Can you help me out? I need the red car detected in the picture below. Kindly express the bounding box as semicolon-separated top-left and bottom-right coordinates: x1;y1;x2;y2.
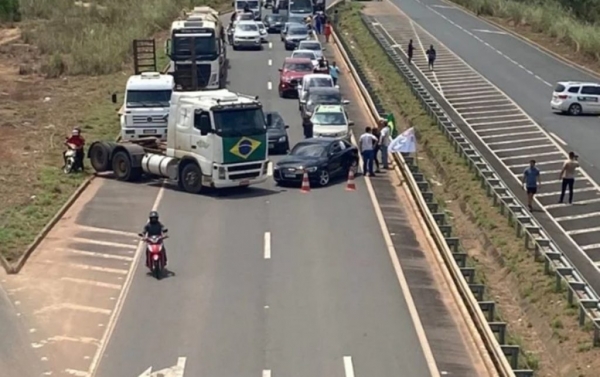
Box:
278;57;314;98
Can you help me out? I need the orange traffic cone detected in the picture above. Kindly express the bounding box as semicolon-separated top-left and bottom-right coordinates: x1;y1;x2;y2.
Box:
300;170;311;193
346;168;356;191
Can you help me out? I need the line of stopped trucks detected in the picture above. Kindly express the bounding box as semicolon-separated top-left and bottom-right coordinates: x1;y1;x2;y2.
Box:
90;6;271;194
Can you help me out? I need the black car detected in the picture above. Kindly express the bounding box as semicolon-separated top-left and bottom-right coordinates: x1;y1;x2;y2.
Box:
284;25;310;50
263;14;285;33
301;87;350;124
273;138;359;187
266;111;290;154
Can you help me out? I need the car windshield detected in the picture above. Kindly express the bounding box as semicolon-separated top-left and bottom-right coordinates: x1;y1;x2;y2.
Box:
312;112;346;125
237;0;259;8
301;43;320;50
288;16;304;24
293;52;315;60
238;24;258;32
212;108;267;137
126;90;172;108
289;28;307;35
257;23;265;29
309;77;332;87
172;34;217;58
291;143;326;157
309;93;341;104
239;14;254;21
265;113;285;129
284;62;313;71
268;15;284;22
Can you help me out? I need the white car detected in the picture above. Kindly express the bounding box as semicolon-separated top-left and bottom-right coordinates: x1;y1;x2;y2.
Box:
234;11;255;25
256;21;268;43
298;40;324;59
291;49;318;68
233;21;262;50
551;81;600;115
298;73;336;110
310;104;354;138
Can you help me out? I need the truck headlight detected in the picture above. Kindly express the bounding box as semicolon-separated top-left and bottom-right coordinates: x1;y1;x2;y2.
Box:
278;136;287;142
218;166;226;179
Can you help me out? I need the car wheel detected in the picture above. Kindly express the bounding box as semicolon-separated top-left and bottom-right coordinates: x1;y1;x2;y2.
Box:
348;158;358;173
233;45;238;51
317;169;330;187
279;90;284;98
568;103;582;115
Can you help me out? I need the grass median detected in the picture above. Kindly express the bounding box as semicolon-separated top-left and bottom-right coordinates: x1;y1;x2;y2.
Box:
334;2;600;375
0;0;229;264
448;0;600;73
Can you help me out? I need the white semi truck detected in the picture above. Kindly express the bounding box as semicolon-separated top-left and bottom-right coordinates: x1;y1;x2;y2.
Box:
90;88;270;193
113;40;173;141
166;6;227;90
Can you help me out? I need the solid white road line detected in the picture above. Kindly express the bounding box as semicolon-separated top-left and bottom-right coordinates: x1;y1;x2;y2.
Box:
60;277;122;290
550;132;567;146
343;356;355;377
264;232;271;259
88;185;166;377
68;238;137;250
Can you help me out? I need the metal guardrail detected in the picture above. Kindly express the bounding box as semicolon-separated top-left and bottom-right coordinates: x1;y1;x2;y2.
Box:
355;11;600;348
329;4;600;376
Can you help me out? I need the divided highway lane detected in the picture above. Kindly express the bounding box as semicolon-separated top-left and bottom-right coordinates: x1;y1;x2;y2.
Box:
93;19;435;377
369;1;600;276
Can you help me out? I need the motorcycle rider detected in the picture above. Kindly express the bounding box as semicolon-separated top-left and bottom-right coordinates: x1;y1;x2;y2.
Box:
141;211;168;267
63;127;85;171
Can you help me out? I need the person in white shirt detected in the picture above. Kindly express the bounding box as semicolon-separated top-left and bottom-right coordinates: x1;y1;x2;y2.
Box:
359;127;378;177
378;119;391;170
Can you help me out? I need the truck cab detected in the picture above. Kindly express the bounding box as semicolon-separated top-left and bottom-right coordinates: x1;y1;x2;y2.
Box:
287;0;312;19
234;0;262;20
167;90;269;188
119;72;174;141
166;11;226;90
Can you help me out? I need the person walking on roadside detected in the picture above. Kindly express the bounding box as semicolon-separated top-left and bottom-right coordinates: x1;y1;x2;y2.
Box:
324;20;332;43
407;39;414;65
315;12;323;34
426;45;436;71
329;61;340;86
558;151;579;204
372;126;381;173
359;127;378;177
522;159;541;211
379;118;391;170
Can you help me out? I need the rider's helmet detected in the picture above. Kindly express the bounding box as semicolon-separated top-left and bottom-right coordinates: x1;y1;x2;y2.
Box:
149;211;159;223
72;128;80;136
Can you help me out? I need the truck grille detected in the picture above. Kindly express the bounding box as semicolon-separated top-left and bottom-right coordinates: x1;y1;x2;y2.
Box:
229;171;261;180
227;162;263;172
131;115;168;125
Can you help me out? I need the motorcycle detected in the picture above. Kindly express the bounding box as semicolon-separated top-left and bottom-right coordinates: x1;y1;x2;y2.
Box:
139;231;169;280
63;143;82;174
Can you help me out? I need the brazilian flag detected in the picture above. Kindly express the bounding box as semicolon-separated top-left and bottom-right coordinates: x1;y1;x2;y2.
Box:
386;113;398;138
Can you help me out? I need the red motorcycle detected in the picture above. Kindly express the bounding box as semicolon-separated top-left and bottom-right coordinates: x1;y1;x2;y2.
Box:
139;232;168;280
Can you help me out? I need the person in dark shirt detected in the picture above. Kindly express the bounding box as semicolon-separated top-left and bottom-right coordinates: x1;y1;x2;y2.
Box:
426;45;436;71
407;39;414;65
141;211;169;265
64;128;85;171
372;126;381;173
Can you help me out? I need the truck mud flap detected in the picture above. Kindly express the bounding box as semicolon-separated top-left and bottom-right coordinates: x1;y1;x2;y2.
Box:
88;141;117;173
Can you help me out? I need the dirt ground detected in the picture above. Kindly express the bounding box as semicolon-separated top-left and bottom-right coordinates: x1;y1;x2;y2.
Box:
0;23;129;262
335;2;600;375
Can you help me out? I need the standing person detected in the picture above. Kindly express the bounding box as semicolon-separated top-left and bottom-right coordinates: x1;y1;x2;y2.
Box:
407;39;414;65
315;12;323;34
426;45;436;71
379;118;391;169
329;61;340;85
324;20;332;43
522;160;541;211
559;152;579;204
359;127;378;177
303;118;314;139
372;126;381;173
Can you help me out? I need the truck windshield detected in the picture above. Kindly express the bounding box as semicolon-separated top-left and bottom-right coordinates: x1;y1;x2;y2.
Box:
212;108;267;137
289;0;312;13
172;34;217;60
126;90;172;108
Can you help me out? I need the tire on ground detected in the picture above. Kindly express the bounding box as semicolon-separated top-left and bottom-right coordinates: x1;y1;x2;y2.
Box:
112;150;141;181
179;162;203;194
89;141;114;173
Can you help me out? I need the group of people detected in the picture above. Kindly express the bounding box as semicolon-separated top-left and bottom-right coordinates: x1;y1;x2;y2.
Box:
406;39;437;71
358;119;393;177
310;11;334;42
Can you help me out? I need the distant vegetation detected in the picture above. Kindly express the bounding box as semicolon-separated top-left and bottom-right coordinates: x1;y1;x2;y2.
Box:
0;0;20;22
451;0;600;64
15;0;228;76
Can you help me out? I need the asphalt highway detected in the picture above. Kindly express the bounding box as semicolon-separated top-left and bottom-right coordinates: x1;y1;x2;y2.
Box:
93;16;435;377
391;0;600;180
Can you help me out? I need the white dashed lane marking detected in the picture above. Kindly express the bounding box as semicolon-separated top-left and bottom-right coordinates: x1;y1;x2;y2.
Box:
370;13;600;266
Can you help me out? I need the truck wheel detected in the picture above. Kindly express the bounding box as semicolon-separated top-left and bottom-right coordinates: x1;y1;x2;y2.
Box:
89;142;112;172
112;151;141;181
180;163;203;194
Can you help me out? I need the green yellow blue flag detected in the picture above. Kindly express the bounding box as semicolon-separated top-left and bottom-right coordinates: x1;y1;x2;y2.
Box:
386;113;398;138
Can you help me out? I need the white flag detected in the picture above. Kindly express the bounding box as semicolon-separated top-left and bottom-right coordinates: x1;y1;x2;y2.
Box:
388;127;417;153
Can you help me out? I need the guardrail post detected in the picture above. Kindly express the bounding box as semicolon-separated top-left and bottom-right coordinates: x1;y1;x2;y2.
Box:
514;370;535;377
544;249;561;275
594;320;600;346
469;284;485;301
567;281;584;306
488;322;507;344
445;237;459;253
452;252;468;268
501;345;520;369
479;301;496;322
460;267;476;284
579;299;598;326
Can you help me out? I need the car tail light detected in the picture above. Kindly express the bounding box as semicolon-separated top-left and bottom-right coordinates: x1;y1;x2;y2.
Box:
558;95;568;100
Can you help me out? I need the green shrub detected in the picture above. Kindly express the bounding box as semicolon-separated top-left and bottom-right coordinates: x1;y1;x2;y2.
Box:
0;0;20;22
